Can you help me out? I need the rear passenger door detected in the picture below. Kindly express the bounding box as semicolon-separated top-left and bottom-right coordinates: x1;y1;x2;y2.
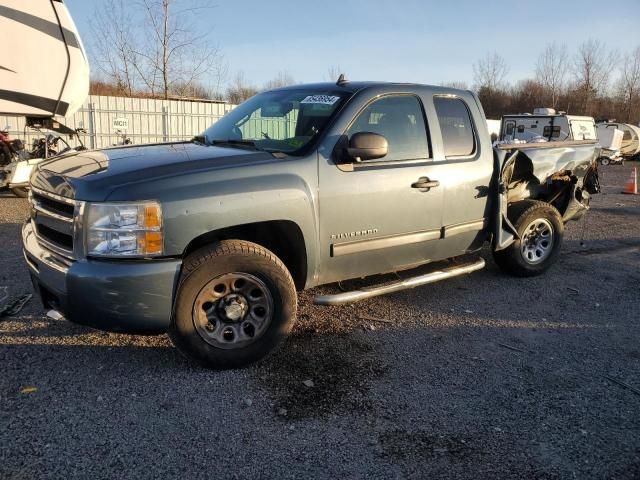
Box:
428;95;494;257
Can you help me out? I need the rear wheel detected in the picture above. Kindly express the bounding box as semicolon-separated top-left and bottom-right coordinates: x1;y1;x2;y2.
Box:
11;187;28;198
493;200;563;277
169;240;297;369
599;157;610;166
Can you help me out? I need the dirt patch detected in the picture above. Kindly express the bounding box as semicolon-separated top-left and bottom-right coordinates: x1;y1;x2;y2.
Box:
257;332;387;419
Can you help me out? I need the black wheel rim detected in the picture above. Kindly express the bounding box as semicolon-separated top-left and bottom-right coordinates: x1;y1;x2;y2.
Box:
192;272;274;350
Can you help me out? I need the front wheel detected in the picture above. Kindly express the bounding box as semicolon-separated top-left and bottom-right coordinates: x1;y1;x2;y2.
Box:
599;157;610;166
493;201;564;277
169;240;297;369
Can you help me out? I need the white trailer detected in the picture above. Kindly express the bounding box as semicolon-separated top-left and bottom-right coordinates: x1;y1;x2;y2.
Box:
597;123;640;158
0;0;89;117
0;0;89;196
500;108;597;143
595;123;625;165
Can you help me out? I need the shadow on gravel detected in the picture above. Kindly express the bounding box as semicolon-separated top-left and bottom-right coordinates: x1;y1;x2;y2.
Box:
379;430;478;465
562;238;640;255
595;207;640;217
257;332;387;420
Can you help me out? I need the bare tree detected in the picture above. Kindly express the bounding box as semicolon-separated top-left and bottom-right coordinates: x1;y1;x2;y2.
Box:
264;71;296;90
90;0;140;96
535;42;568;109
134;0;224;99
617;46;640;122
572;39;618;114
225;72;258;104
473;52;509;92
90;0;225;99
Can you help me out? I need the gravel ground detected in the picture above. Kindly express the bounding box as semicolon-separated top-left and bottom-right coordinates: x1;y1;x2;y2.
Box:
1;163;639;479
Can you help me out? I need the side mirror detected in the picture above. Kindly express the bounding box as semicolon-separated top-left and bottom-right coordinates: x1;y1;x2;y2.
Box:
347;132;388;162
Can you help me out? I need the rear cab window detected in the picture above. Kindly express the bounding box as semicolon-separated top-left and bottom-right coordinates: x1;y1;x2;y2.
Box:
433;97;476;158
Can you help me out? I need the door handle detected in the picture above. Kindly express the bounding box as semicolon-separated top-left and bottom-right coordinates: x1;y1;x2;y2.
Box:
411;177;440;190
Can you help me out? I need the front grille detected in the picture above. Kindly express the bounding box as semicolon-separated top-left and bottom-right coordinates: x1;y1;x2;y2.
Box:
35;224;74;251
32;192;75;218
30;188;77;259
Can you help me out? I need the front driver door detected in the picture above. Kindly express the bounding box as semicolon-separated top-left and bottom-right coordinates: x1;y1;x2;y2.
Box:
317;93;445;284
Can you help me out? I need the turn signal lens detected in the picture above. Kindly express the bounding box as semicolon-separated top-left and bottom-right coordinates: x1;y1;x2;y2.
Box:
144;205;162;229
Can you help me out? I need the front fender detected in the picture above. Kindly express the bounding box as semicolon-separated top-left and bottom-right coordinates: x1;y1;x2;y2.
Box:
107;159;320;285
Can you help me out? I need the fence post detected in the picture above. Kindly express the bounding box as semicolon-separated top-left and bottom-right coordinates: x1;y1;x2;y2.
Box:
162;106;168;142
88;102;96;149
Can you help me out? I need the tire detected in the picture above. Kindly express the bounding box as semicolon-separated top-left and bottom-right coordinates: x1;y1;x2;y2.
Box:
493;200;564;277
169;240;297;369
600;157;610;166
11;187;28;198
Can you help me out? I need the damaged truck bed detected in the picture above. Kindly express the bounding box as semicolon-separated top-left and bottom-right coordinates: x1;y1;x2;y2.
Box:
494;140;600;251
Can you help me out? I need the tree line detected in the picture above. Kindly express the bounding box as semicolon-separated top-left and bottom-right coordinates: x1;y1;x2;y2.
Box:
87;1;640;124
468;41;640;123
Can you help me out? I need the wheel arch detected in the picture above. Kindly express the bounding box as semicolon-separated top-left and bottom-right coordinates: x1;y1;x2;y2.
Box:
182;220;308;290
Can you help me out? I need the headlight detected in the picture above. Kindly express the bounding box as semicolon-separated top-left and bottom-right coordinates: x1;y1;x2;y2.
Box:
86;202;163;257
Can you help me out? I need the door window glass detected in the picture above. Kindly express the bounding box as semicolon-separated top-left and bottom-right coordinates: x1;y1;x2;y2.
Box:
346;95;430;161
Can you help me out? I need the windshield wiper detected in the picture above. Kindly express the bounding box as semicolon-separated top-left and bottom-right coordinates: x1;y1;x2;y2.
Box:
208;138;288;158
210;139;260;150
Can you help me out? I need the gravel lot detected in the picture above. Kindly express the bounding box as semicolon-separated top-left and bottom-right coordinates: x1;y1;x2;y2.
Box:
1;163;639;479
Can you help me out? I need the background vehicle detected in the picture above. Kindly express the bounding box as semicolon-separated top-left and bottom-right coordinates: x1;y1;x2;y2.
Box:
0;0;89;197
23;81;601;369
0;119;87;197
500;108;597;143
596;123;625;165
0;0;88;117
596;122;640;161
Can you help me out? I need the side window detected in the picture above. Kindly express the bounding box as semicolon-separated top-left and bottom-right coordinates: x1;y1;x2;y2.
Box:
433;97;476;157
505;122;515;136
543;125;561;138
346;95;429;161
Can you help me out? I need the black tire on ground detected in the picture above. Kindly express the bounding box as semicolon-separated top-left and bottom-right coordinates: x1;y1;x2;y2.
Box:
492;200;564;277
11;187;28;198
169;240;297;369
599;157;610;166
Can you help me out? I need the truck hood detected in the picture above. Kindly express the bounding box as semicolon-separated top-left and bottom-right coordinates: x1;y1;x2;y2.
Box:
31;142;277;201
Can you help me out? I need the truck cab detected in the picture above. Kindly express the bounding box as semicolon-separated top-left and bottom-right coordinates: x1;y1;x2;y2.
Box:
23;81;600;369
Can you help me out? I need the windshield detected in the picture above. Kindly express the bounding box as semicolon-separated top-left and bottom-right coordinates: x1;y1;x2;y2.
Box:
201;89;350;154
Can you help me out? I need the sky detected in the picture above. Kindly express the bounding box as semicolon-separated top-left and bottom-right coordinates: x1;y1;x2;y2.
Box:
66;0;640;90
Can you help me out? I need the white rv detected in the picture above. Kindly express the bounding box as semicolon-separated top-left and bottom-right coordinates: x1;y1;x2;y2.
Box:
0;0;89;117
500;108;597;144
0;0;89;196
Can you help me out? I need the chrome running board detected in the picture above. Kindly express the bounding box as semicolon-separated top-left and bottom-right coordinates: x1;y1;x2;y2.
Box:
314;258;486;306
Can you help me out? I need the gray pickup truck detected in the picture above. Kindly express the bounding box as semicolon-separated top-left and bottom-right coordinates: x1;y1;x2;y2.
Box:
23;80;600;368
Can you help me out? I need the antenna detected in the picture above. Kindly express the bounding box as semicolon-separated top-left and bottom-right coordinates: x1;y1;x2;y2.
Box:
336;73;349;86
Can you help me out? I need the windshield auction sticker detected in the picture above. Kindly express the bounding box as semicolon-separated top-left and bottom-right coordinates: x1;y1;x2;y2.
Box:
300;95;340;105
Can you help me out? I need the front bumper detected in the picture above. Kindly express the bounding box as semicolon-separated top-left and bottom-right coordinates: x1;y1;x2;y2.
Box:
22;221;182;334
